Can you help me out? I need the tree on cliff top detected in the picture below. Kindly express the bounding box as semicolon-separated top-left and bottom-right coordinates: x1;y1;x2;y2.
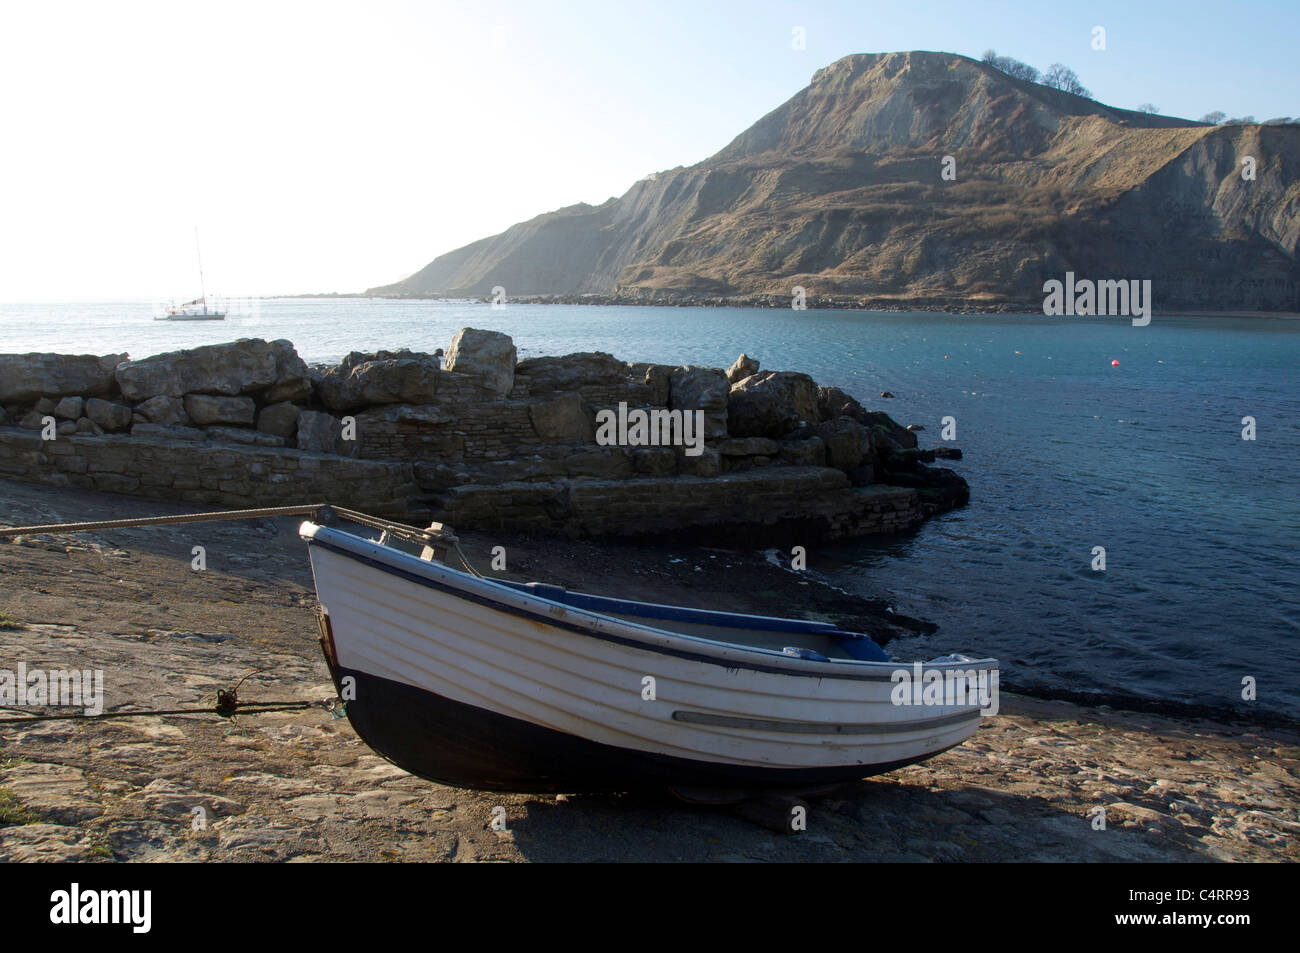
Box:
1042;63;1091;98
981;49;1040;83
983;51;1091;99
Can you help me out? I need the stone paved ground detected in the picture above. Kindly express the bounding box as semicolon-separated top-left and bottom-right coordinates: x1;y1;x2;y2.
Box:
1;479;1296;862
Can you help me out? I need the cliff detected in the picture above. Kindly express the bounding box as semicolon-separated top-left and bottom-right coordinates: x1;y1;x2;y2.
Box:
369;51;1300;311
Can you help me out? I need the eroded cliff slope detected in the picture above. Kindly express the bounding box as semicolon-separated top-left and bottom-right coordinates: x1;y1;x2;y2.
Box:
370;51;1300;311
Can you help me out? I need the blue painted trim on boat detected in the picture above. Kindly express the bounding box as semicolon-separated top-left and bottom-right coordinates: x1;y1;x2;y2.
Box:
495;580;838;634
496;580;890;662
307;534;899;681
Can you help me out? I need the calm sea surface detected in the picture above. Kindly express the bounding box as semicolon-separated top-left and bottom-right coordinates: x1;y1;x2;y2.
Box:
2;299;1297;714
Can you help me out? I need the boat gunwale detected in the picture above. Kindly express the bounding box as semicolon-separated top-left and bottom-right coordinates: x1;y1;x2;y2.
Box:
301;522;999;685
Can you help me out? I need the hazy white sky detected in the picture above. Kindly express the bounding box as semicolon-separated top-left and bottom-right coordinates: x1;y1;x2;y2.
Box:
1;0;1295;301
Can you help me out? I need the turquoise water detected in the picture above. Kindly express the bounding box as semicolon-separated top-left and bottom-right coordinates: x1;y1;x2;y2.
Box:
2;299;1297;715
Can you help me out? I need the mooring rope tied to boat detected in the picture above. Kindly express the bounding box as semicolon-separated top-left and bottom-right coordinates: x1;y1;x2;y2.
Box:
0;501;484;576
0;504;476;732
0;701;327;725
0;669;343;728
0;502;331;537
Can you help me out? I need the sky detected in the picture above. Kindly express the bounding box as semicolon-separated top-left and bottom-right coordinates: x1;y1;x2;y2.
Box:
0;0;1295;301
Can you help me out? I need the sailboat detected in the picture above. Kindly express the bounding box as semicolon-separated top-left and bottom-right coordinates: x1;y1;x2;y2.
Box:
156;229;226;321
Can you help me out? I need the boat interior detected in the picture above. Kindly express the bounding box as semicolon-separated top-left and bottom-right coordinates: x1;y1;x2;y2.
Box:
497;580;889;662
338;523;890;663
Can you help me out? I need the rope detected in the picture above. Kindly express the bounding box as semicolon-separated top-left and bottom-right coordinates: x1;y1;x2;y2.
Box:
453;542;484;578
0;668;338;728
324;506;483;576
0;502;482;572
0;700;325;725
0;503;329;538
0;507;487;729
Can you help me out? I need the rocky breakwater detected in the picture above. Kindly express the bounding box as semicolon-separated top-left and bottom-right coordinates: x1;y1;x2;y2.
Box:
0;332;967;540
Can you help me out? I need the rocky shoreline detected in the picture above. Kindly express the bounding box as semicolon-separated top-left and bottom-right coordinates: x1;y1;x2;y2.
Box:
0;332;968;541
467;292;1038;313
1;478;1297;862
300;293;1300;318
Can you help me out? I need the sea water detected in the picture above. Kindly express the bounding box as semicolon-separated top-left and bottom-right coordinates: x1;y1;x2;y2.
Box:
1;299;1296;714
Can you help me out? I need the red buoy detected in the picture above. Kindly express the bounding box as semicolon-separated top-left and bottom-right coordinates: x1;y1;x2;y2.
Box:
1111;359;1120;366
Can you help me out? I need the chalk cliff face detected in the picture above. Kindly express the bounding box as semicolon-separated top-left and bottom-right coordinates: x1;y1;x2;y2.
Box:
370;51;1300;310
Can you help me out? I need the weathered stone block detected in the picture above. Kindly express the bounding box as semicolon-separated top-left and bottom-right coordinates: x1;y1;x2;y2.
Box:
262;340;313;403
116;339;280;400
84;398;132;432
669;366;728;439
726;353;760;384
624;362;674;406
778;435;826;467
563;448;632;480
529;393;595;443
515;352;625;396
632;447;677;476
862;410;917;449
297;410;344;455
728;370;820;439
206;427;285;447
256;401;301;440
445;328;516;396
184;394;256;426
717;436;780;457
53;396;83;420
315;349;442;411
0;352;124;402
817;418;872;471
133;395;190;427
676;447;722;477
131;423;204;441
817;385;869;423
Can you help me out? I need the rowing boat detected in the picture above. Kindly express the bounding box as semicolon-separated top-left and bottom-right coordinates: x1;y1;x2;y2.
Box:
301;519;998;793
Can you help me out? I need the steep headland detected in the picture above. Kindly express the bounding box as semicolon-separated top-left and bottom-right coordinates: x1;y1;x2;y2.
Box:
369;51;1300;311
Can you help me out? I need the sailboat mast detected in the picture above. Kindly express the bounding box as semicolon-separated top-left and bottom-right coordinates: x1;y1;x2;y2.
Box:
195;227;208;315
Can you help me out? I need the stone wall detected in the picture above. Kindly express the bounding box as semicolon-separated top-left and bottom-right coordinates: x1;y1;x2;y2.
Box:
436;468;929;542
0;330;968;540
0;430;420;517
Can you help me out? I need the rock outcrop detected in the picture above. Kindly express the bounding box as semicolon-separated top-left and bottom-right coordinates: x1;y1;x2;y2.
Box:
669;366;729;439
315;349;442;412
0;332;967;538
726;353;760;383
116;339;281;400
84;398;131;432
727;371;821;439
444;328;516;396
0;353;124;402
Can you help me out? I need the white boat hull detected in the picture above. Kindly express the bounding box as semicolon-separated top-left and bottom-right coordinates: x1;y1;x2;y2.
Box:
302;522;998;792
